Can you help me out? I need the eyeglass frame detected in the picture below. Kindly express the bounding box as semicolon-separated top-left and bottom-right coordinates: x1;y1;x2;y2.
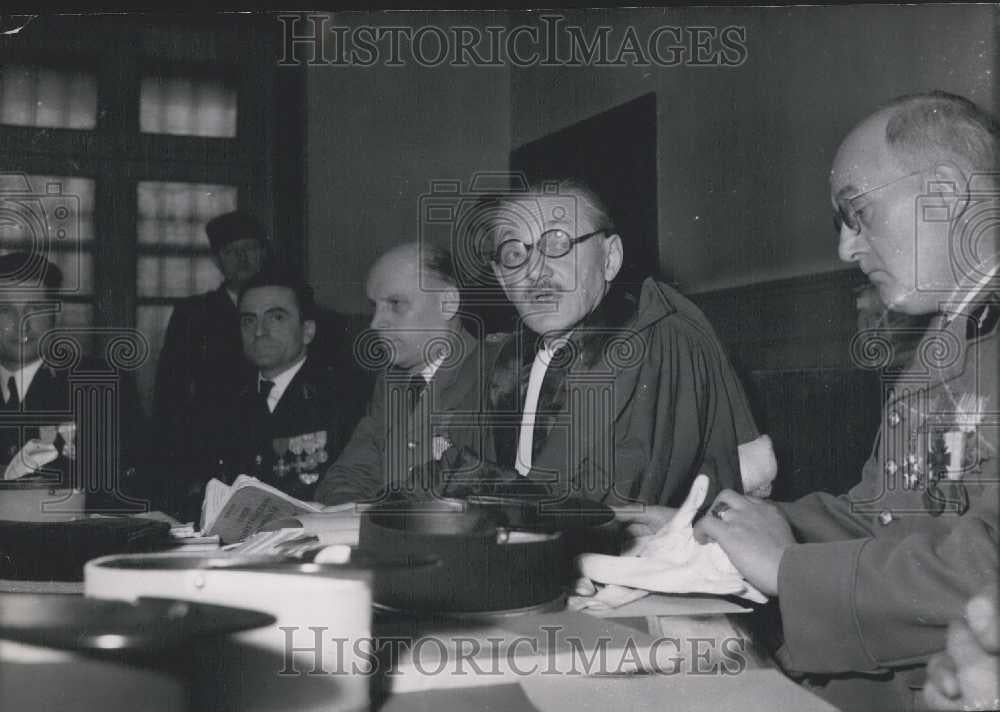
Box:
492;227;613;270
832;169;929;236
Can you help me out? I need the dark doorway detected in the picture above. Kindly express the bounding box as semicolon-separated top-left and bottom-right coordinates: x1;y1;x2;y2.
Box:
510;92;659;288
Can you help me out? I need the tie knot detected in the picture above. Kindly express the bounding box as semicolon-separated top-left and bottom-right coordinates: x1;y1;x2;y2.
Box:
258;379;275;397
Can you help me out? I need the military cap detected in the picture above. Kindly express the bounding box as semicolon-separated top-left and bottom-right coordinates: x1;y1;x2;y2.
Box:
205;211;269;253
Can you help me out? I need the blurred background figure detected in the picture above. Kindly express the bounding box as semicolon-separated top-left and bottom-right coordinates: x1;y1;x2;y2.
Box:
152;211;269;501
0;251;147;510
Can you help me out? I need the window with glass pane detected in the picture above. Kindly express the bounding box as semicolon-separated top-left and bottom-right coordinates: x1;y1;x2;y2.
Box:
0;65;98;130
135;180;237;409
136;181;237;297
140;75;237;138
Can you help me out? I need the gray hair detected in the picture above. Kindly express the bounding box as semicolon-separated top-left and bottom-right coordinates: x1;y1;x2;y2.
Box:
882;91;1000;174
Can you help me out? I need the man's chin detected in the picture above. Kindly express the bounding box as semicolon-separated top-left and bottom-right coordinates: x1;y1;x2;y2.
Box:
521;314;575;337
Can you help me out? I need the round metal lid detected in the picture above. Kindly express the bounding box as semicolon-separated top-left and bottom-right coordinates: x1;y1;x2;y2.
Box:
0;594;274;653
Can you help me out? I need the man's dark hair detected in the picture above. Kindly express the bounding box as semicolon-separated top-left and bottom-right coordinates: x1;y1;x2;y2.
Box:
239;267;317;321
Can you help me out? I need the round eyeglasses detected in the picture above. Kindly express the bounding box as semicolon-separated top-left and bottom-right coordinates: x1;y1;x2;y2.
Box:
493;228;611;270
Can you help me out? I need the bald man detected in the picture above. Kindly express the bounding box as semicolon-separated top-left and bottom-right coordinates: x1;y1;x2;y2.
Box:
314;242;481;505
687;92;1000;712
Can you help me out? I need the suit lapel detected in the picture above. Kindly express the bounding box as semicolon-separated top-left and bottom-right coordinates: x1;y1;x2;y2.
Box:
270;360;309;422
23;366;61;412
488;329;534;467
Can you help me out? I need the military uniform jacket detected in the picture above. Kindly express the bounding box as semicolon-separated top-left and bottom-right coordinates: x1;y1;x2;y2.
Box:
314;328;483;506
212;356;354;502
774;294;1000;712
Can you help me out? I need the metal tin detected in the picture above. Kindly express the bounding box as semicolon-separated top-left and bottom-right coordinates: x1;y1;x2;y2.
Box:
0;481;85;522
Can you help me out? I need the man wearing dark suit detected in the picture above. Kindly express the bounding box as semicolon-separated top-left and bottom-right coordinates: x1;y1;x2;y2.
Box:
315;242;483;505
458;180;770;508
152;211;268;472
201;268;352;505
0;251;148;512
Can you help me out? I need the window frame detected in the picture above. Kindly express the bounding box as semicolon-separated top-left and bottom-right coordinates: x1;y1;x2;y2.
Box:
0;15;305;410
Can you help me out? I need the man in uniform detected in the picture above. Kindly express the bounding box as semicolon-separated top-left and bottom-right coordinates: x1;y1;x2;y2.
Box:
693;91;999;712
192;268;353;511
315;242;482;505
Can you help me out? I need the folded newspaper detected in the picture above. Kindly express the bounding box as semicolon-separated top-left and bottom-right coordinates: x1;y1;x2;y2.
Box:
199;475;323;544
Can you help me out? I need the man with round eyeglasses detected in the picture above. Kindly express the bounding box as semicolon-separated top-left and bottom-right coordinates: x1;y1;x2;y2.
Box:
444;178;776;509
668;91;1000;712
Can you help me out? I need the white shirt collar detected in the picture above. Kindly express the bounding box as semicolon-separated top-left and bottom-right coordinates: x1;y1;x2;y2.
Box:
420;353;446;383
259;355;307;412
944;264;999;324
0;358;45;403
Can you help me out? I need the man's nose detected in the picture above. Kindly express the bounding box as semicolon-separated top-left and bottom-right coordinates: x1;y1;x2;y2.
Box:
522;251;552;283
838;227;867;264
370;307;388;331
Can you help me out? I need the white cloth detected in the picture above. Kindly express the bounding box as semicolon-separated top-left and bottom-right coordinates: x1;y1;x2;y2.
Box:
3;439;59;480
569;474;768;611
739;434;778;498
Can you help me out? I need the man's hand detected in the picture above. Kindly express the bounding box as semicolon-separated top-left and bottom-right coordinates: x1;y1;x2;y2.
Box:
924;586;999;711
693;490;795;596
610;504;677;554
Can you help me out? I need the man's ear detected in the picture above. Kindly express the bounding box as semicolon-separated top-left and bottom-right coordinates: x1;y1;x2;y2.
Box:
302;319;317;346
603;233;624;282
929;161;972;221
439;286;460;321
